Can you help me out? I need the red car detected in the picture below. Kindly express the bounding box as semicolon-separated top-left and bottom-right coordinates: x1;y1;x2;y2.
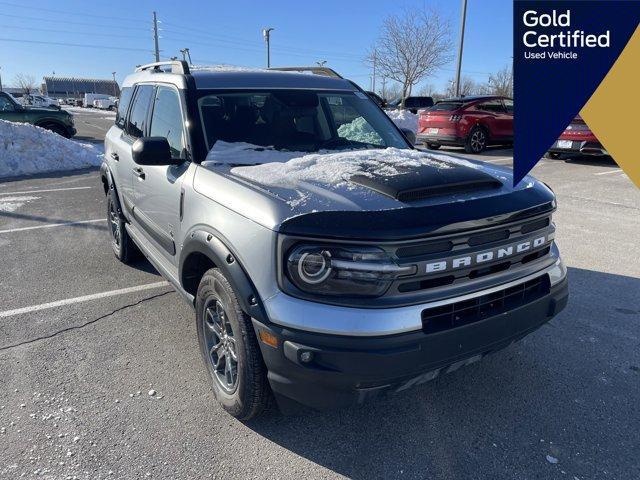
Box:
417;96;513;153
546;116;608;158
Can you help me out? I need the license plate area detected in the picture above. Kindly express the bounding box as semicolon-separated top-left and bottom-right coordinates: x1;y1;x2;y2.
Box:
427;128;439;135
557;140;573;149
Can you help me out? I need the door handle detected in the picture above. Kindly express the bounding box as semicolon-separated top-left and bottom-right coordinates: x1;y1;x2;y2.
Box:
132;167;145;180
110;152;119;161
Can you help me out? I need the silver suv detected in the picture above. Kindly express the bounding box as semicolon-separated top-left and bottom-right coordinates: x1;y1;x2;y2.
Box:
101;61;568;419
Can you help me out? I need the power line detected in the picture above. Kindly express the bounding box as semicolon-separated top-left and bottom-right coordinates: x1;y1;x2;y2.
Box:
0;1;143;23
0;23;149;40
0;37;152;53
0;12;150;31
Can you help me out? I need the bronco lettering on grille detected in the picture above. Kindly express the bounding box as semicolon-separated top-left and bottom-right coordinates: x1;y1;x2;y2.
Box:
425;235;550;274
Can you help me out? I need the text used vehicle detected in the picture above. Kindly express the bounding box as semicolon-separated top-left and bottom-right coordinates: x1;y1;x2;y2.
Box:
101;62;567;419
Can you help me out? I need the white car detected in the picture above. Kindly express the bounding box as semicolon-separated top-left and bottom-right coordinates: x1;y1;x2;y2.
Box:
20;94;60;109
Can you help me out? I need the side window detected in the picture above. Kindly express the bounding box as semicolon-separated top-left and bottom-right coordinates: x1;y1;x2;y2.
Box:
115;87;133;128
126;85;154;138
503;99;514;114
149;86;185;158
0;95;16;111
476;99;505;113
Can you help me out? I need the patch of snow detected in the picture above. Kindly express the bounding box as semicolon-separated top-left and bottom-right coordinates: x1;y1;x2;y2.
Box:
0;195;39;212
63;106;116;116
386;109;419;134
0;120;103;179
546;455;559;464
336;117;383;145
231;147;451;190
190;64;272;73
203;140;310;166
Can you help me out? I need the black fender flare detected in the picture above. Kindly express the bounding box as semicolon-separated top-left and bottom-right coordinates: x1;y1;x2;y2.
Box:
180;228;268;323
100;163;126;220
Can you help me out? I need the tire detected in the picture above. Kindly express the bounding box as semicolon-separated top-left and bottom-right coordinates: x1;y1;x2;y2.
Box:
545;152;561;159
106;189;139;263
425;143;441;150
41;123;69;138
196;268;271;420
464;126;488;154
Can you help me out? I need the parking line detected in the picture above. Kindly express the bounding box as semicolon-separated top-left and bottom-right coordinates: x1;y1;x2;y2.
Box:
594;169;622;176
0;186;94;196
0;218;105;234
0;281;171;319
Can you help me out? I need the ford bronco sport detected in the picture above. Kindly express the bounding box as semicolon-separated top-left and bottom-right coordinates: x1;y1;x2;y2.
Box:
101;61;568;419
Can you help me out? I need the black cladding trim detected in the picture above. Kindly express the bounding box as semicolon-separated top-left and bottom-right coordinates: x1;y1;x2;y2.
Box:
278;187;556;241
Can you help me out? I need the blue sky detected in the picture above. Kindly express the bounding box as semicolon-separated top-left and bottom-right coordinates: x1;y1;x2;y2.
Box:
0;0;513;94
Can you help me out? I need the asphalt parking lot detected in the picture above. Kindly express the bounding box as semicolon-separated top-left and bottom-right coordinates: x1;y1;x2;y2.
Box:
0;154;638;479
63;107;115;143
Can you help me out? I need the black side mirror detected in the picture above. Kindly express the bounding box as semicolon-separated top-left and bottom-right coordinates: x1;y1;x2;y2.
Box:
132;137;180;166
400;128;416;145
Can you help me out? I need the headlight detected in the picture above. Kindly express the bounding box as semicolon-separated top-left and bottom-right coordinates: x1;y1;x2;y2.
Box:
285;244;414;297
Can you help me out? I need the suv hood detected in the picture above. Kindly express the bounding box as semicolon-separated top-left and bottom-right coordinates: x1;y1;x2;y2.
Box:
196;147;553;239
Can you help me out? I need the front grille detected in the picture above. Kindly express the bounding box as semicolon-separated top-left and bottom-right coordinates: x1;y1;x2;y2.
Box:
421;275;551;334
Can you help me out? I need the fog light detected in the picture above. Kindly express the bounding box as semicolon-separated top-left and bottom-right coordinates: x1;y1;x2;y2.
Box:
299;351;313;363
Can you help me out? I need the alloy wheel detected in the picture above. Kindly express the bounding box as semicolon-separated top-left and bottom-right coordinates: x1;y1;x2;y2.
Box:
470;130;486;153
203;300;238;393
109;200;121;247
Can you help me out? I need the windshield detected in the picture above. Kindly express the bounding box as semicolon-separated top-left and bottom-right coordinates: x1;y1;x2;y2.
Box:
197;90;409;160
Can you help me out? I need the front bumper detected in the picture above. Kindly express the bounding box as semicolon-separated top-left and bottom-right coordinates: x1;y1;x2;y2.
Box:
254;263;568;412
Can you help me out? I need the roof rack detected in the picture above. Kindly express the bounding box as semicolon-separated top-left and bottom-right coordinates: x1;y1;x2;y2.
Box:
135;61;190;75
268;66;343;78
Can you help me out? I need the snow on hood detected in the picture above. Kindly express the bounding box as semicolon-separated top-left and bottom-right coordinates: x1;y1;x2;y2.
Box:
0;120;103;179
202;140;312;166
230;147;451;188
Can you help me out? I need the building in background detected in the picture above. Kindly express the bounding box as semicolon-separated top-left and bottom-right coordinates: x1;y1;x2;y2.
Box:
42;77;119;100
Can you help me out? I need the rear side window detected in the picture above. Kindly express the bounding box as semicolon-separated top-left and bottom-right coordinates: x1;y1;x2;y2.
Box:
126;85;154;138
149;86;185;158
115;87;133;128
476;99;505;113
503;99;514;114
429;102;463;112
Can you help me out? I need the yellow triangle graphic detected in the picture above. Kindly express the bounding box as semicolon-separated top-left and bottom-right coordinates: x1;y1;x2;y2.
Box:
581;25;640;188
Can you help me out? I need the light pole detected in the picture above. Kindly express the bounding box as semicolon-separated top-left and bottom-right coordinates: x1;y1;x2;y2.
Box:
112;72;117;96
454;0;468;97
0;66;3;92
262;28;274;68
180;48;192;65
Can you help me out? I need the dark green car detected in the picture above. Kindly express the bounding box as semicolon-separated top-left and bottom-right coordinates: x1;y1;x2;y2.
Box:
0;91;76;138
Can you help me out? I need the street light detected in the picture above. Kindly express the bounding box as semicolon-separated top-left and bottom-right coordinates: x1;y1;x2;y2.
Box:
454;0;468;97
262;27;274;68
316;60;327;67
112;72;117;96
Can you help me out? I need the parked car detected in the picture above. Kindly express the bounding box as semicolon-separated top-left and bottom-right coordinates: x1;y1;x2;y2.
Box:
365;91;387;108
83;93;112;107
417;96;514;154
101;61;567;419
0;91;75;137
94;97;117;110
19;93;61;110
389;96;434;114
546;116;607;158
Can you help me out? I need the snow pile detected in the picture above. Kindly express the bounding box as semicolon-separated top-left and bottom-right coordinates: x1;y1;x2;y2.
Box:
203;140;311;166
231;147;451;188
0;120;103;178
336;117;382;145
387;109;419;134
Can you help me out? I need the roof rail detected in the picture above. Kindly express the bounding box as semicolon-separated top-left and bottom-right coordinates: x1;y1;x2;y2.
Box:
135;61;190;75
268;66;343;78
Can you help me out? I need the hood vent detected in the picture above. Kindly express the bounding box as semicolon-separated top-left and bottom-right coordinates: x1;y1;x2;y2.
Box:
349;161;502;202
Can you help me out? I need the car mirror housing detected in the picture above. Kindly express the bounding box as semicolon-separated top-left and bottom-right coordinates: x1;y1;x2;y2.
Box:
400;128;416;145
132;137;180;166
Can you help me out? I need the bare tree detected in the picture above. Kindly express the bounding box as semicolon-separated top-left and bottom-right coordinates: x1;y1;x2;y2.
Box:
368;7;453;106
13;73;37;95
487;65;513;97
417;83;437;97
384;82;403;102
444;76;478;97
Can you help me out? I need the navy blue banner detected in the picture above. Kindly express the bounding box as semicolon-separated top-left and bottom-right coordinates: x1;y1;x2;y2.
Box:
513;1;640;185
